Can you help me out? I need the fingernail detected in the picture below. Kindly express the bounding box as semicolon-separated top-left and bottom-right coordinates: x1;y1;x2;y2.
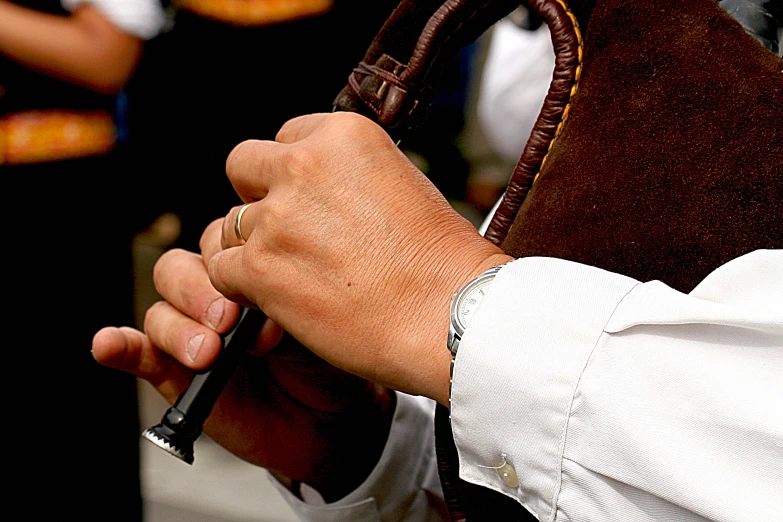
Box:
206;298;225;329
187;334;205;363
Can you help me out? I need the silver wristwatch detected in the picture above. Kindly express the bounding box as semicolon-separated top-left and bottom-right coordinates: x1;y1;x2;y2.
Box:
447;264;504;357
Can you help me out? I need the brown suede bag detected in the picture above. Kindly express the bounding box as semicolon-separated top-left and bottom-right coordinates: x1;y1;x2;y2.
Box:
334;0;783;520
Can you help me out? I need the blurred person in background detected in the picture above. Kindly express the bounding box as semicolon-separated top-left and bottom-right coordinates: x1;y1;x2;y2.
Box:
128;0;400;252
475;6;554;168
464;5;555;216
0;0;164;518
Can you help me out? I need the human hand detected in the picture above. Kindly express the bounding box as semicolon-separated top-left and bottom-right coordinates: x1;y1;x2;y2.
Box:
210;112;512;406
92;238;395;501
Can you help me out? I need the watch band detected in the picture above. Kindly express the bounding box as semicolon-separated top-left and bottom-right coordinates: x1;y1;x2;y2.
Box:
447;264;505;406
447;264;504;356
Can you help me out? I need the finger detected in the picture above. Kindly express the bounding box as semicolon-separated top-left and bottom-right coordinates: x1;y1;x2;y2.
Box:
225;114;332;199
143;299;227;370
222;202;255;250
152;247;241;334
274;112;330;144
92;326;193;405
200;218;225;263
224;139;283;201
207;245;259;310
202;218;258;308
209;209;284;351
248;318;285;357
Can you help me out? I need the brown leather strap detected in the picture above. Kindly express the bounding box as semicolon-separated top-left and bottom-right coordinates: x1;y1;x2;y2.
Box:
333;0;582;248
333;0;523;141
333;3;582;520
335;1;781;520
427;4;582;517
483;0;583;246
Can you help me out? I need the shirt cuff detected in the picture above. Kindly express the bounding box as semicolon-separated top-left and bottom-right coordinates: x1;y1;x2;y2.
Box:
268;393;445;522
61;0;166;40
449;256;639;521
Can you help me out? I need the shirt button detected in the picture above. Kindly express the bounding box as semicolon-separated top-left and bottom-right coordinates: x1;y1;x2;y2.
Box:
497;461;519;488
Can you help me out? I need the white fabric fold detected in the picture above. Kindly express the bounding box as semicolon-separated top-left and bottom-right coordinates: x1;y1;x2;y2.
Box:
451;257;639;520
269;393;445;522
452;250;783;522
269;250;782;522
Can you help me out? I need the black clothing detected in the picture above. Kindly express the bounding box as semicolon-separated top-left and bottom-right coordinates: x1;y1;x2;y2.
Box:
127;0;400;251
2;1;142;519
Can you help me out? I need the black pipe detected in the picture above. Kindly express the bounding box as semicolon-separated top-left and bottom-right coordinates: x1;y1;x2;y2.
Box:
141;306;265;464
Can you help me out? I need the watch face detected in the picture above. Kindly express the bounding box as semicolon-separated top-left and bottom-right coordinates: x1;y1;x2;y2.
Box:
454;275;495;332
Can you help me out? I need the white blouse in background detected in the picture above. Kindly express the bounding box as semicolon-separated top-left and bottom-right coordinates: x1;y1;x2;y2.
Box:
62;0;166;39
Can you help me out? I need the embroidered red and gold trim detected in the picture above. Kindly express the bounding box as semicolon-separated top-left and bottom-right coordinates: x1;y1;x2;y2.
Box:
0;110;115;166
175;0;333;26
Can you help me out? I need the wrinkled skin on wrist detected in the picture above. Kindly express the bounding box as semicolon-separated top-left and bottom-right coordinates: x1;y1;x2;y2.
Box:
92;111;510;499
211;112;512;405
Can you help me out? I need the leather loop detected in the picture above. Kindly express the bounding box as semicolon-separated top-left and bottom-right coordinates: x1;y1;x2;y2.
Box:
484;0;582;246
334;0;582;245
333;3;582;520
333;0;522;141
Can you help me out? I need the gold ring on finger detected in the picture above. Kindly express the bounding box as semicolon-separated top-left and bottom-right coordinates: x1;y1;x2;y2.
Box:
235;203;251;245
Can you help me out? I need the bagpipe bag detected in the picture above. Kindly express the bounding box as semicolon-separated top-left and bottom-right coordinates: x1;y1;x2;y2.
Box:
334;0;782;519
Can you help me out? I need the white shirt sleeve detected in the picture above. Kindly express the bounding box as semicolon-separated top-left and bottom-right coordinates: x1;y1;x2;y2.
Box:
268;392;447;522
61;0;166;40
451;249;783;522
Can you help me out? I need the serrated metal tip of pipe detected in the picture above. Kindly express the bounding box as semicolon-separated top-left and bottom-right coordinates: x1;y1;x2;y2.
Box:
141;428;193;464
